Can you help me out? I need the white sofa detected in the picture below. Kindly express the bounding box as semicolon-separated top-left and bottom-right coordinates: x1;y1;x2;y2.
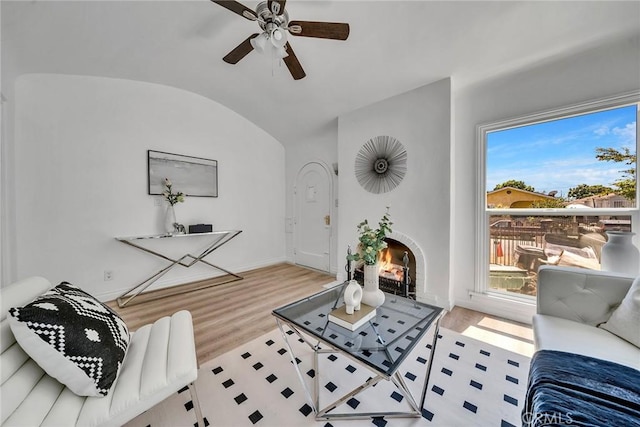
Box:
1;276;203;426
533;265;639;369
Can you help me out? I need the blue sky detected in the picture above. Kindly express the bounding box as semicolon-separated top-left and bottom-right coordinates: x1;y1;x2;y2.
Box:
487;105;637;198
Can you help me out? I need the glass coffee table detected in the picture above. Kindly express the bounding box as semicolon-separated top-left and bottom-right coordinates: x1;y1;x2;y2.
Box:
272;284;445;421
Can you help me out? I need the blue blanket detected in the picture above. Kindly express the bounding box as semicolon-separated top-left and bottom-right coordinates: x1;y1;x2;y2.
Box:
523;350;640;427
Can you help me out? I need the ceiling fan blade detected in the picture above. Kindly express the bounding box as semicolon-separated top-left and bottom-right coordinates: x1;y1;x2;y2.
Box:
223;34;259;64
283;42;306;80
211;0;258;21
288;20;349;40
268;0;286;16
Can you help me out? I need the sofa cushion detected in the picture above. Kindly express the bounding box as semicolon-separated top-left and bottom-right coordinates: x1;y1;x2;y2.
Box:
536;266;633;325
533;314;640;370
8;282;130;397
599;276;640;347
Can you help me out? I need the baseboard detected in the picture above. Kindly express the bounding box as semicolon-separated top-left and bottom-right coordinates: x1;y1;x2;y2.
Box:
454;291;535;325
95;256;287;302
322;280;343;289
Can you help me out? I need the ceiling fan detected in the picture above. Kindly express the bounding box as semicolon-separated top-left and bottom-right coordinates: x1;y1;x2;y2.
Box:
211;0;350;80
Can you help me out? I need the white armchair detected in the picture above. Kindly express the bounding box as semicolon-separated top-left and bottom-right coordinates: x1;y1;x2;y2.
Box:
1;276;204;426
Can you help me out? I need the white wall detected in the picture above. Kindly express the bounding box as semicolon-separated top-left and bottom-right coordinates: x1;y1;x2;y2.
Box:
338;78;452;308
451;34;640;323
10;74;286;300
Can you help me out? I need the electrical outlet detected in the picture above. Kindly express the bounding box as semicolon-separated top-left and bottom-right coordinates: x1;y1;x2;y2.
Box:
154;197;163;207
104;270;113;281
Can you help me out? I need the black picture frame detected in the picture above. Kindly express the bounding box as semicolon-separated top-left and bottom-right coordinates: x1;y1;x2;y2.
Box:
148;150;218;197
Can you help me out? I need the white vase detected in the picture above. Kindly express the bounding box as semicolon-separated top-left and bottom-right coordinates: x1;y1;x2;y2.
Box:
601;231;640;276
164;205;176;235
361;262;385;307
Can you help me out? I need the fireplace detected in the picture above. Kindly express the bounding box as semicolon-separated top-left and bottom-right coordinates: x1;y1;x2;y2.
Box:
354;238;417;298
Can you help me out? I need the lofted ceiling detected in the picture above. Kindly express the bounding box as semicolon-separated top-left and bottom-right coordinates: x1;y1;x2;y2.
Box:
2;1;640;147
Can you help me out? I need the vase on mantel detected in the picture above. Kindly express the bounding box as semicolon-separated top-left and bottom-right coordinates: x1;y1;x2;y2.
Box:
601;231;640;276
164;205;176;235
361;262;385;307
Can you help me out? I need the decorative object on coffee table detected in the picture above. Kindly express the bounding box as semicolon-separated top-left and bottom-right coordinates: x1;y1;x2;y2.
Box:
343;279;362;314
354;135;407;194
328;302;376;331
362;263;385;307
601;231;640;275
347;208;392;307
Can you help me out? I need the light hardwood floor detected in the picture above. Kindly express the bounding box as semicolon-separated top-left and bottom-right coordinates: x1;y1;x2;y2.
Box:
107;263;533;365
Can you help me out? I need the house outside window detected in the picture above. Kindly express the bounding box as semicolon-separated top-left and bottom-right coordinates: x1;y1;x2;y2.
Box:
477;93;639;302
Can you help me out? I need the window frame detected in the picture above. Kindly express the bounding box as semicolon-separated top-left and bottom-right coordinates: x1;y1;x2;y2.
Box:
476;91;640;299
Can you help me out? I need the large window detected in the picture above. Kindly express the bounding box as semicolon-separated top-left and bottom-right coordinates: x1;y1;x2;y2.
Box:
478;93;639;300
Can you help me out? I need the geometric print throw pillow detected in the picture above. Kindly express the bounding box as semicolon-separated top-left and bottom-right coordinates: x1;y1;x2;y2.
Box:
8;282;130;397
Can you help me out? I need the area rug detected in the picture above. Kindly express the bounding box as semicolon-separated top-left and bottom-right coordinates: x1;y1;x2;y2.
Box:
124;326;530;427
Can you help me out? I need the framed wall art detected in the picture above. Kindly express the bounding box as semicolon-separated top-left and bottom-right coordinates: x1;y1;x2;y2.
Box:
148;150;218;197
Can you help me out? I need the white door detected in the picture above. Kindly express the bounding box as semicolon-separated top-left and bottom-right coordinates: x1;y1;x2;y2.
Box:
294;162;332;272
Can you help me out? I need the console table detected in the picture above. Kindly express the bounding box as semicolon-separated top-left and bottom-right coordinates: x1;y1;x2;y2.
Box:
115;230;242;307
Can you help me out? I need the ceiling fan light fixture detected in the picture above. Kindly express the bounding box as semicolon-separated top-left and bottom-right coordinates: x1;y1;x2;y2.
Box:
274;46;288;59
270;27;287;48
250;32;268;53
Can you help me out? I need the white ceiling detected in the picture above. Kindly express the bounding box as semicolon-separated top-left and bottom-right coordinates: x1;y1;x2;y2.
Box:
3;1;640;146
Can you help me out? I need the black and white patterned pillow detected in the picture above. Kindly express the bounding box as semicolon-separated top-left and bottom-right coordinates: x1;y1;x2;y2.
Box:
8;282;130;397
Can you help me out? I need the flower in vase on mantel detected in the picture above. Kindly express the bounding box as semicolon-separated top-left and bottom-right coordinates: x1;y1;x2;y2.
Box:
347;208;393;266
163;178;185;206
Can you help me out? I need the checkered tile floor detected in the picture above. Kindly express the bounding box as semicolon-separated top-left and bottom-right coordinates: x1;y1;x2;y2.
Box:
125;326;530;427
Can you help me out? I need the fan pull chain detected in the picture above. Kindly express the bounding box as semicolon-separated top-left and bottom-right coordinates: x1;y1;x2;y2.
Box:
270;49;283;77
271;49;276;77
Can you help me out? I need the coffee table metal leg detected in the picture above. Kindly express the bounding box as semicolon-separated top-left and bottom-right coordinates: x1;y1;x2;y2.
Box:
276;319;317;413
314;348;387;420
390;371;421;413
420;314;443;410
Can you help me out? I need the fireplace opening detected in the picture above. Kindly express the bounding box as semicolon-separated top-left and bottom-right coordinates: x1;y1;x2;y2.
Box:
354;238;417;298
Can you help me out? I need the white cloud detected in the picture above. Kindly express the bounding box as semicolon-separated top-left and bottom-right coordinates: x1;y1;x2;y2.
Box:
593;125;610;136
612;121;636;147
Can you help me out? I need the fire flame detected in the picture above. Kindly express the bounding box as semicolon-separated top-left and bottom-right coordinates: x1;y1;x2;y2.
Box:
378;248;404;281
379;248;393;272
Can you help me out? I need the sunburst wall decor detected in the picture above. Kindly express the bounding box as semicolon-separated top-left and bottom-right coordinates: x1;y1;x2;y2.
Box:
354;135;407;194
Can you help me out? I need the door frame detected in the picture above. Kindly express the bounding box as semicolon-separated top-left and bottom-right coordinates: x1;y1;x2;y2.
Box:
293;160;335;273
